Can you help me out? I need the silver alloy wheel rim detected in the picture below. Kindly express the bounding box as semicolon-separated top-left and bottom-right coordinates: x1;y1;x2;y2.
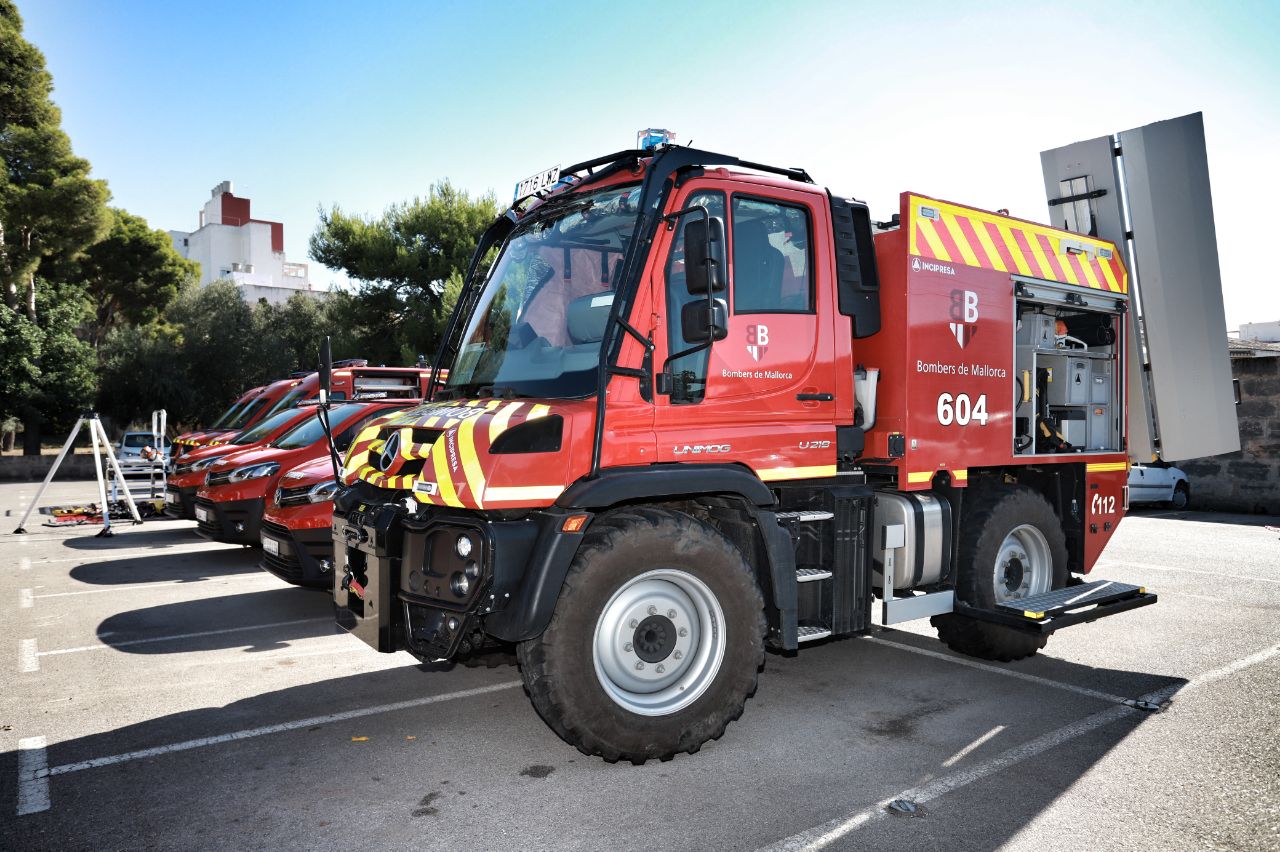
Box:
991;523;1052;603
592;568;726;717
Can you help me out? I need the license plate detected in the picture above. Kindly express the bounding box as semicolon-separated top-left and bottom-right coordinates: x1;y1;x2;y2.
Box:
514;165;560;200
166;492;179;505
262;536;280;556
195;506;209;522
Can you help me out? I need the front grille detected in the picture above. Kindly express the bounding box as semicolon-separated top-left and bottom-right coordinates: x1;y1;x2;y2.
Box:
276;485;312;507
205;470;232;487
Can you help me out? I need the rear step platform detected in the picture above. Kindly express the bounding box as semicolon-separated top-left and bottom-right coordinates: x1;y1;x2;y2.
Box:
954;580;1157;634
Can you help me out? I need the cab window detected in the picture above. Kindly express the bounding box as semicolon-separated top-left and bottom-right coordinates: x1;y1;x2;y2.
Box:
731;196;812;313
664;190;726;404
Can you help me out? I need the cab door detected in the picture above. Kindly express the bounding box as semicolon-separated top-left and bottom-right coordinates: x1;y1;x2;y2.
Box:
652;180;837;482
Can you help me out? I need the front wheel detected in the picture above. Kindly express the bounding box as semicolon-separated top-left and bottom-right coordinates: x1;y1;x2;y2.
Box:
1169;482;1190;510
517;507;766;763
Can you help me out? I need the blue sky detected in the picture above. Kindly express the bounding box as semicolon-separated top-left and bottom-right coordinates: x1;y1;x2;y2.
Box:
20;0;1280;328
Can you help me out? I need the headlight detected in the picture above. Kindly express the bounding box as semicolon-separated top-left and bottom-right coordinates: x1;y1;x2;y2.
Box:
307;480;338;503
228;462;280;482
455;534;473;559
191;456;223;472
449;571;470;597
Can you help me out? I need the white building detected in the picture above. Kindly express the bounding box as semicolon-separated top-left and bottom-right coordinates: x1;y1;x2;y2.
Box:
1239;321;1280;343
169;180;325;305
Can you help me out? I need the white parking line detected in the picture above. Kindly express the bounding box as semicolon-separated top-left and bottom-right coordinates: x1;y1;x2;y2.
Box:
33;575;279;600
36;617;331;658
941;724;1005;768
17;737;49;816
19;588;33;608
20;638;39;672
864;635;1127;703
20;557;31;570
16;680;523;816
763;641;1280;851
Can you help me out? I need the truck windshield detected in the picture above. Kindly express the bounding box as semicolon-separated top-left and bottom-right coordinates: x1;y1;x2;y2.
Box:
207;400;245;430
444;183;642;399
263;381;313;419
226;397;270;430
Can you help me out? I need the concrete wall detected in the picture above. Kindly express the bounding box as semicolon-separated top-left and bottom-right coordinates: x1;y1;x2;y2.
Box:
0;455;102;482
1179;356;1280;514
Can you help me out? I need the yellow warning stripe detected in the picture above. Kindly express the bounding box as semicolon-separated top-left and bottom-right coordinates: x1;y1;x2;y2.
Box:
909;195;1127;293
432;440;461;507
953;469;968;482
488;402;524;443
457;415;486;509
757;465;838;482
906;471;934;484
1086;461;1129;473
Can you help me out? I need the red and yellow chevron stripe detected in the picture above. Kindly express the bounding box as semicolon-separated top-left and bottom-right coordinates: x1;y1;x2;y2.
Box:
907;194;1128;294
342;399;558;510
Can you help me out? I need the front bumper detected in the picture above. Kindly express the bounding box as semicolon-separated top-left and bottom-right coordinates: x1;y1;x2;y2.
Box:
260;519;333;588
332;502;581;660
164;484;198;520
194;496;265;545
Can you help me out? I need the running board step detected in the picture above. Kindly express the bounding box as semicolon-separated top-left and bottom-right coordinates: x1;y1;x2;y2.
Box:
797;625;832;643
955;580;1157;635
775;510;835;523
797;567;832;582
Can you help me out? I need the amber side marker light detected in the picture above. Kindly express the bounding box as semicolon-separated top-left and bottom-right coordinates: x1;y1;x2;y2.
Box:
562;514;589;533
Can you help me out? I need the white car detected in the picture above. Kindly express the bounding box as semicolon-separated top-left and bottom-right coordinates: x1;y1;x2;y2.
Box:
115;432;172;468
1128;463;1190;509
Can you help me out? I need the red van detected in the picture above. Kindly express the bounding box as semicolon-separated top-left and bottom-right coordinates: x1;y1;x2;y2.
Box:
193;401;411;546
259;456;338;588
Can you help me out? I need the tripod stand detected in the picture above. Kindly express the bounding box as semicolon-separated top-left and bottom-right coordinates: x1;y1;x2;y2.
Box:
13;411;142;536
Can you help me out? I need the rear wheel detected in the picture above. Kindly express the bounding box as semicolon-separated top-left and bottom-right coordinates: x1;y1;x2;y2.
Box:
517;507;766;763
932;483;1068;662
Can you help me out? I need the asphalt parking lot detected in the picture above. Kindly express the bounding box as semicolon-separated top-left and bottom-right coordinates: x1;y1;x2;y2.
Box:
2;480;1277;851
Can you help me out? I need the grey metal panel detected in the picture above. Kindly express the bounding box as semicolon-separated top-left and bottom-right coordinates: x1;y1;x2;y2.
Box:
1041;114;1239;462
1039;136;1126;241
1119;113;1239;461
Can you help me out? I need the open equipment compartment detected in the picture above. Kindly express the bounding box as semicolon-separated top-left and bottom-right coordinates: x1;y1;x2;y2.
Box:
1012;275;1127;457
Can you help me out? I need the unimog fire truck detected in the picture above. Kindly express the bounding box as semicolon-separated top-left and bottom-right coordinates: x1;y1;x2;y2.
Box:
327;130;1235;763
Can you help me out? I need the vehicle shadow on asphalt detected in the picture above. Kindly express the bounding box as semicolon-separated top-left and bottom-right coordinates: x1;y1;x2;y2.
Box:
68;548;263;586
59;524;205;551
0;641;1189;851
93;587;339;652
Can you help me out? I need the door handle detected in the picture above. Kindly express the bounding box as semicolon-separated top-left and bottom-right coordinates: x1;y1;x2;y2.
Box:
796;393;834;402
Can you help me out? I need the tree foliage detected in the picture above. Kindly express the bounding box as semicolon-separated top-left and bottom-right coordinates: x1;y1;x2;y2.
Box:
309;180;497;362
0;2;108;319
76;208;198;345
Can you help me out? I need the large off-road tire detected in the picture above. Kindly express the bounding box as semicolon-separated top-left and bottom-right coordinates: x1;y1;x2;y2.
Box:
932;483;1068;662
517;507;766;764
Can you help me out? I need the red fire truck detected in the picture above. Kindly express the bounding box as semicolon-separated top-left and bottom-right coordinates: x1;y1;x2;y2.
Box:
171;385;265;457
195;401;413;546
325;143;1226;763
173;365;433;458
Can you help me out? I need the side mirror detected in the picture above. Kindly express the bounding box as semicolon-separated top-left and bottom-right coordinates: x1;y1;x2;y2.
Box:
681;298;729;344
318;336;333;401
684;216;726;295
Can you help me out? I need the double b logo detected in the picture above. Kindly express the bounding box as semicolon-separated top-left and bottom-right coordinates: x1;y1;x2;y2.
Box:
949;291;978;348
746;323;769;362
